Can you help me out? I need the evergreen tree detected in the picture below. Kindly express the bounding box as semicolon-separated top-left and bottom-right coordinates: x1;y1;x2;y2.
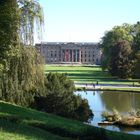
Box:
109;41;133;78
32;73;93;122
133;22;140;78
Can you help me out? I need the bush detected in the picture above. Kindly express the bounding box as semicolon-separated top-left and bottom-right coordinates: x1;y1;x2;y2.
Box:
32;73;93;122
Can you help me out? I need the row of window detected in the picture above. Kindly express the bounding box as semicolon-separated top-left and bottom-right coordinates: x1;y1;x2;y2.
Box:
42;49;96;55
45;52;95;57
46;58;97;63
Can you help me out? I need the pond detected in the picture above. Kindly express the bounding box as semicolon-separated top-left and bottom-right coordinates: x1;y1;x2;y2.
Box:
75;90;140;135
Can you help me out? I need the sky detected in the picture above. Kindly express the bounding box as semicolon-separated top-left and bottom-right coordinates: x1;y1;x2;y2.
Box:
35;0;140;43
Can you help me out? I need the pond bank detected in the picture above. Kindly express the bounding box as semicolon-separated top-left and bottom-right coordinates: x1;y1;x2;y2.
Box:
75;83;140;93
75;90;140;135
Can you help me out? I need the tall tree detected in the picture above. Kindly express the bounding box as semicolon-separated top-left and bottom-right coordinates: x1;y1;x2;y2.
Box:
0;0;20;72
109;41;133;78
19;0;44;45
101;24;133;71
0;0;44;106
133;22;140;78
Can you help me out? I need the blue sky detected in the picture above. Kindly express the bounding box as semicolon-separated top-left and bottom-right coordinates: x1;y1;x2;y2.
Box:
36;0;140;43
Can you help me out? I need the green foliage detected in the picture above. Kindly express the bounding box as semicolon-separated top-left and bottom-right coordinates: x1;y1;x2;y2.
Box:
101;23;133;71
0;45;45;106
32;73;93;122
109;41;133;78
0;0;45;106
0;0;20;71
133;22;140;78
133;51;140;78
100;23;140;79
74;99;93;122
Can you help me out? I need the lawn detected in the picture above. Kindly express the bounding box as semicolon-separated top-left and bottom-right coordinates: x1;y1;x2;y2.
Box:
45;65;140;86
0;101;105;140
0;101;140;140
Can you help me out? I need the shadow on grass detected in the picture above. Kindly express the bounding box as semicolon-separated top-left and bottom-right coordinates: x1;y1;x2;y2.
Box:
45;69;99;73
81;65;101;68
0;119;69;140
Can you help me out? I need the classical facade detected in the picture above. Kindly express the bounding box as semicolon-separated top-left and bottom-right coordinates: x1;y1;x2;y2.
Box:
35;42;102;64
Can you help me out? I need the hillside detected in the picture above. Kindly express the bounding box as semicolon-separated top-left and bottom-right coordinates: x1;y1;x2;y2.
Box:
0;101;97;140
0;101;140;140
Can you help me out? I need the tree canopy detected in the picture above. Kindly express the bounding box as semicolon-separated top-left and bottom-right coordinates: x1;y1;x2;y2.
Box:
0;0;45;106
101;22;140;79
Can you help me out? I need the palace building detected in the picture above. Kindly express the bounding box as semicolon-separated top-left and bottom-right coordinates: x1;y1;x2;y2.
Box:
35;42;102;64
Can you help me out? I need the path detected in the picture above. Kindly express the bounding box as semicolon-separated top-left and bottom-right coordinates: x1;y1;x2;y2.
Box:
75;83;140;90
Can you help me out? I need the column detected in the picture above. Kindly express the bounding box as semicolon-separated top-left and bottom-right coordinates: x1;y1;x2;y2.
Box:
64;49;67;62
72;49;73;62
79;50;81;63
75;50;77;62
60;49;62;62
68;49;70;62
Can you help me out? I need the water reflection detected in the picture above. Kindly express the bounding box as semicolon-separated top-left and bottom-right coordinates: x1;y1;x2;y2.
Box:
75;90;140;134
100;91;140;113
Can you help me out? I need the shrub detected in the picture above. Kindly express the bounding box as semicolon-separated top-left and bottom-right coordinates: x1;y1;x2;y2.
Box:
32;73;93;122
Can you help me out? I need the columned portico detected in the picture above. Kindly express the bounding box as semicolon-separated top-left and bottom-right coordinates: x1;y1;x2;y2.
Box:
62;49;82;63
35;42;102;65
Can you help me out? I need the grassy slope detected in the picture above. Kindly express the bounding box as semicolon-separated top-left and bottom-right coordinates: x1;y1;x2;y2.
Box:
0;101;98;140
45;65;140;86
0;102;139;140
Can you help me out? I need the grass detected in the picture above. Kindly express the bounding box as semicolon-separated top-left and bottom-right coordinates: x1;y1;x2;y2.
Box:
102;86;140;92
0;101;99;140
0;119;68;140
0;101;140;140
45;65;140;86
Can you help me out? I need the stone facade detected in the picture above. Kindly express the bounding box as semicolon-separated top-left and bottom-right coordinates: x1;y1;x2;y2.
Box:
35;42;102;64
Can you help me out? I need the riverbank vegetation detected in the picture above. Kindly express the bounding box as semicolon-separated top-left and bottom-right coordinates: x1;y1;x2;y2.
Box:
32;73;93;122
102;109;140;127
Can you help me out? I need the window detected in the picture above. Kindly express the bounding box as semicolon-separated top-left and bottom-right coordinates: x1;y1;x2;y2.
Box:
55;51;57;57
51;51;53;57
54;53;57;57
